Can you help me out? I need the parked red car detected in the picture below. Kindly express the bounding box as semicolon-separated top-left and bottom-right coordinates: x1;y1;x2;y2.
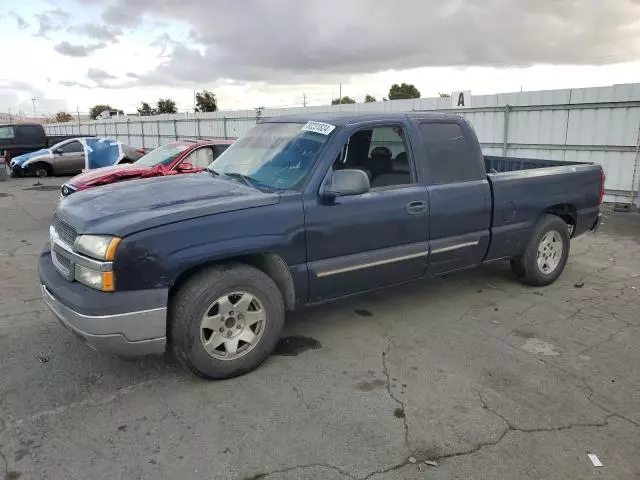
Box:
60;139;234;197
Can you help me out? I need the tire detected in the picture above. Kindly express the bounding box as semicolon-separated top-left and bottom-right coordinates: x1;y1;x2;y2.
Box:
32;163;50;178
511;214;570;286
170;263;285;379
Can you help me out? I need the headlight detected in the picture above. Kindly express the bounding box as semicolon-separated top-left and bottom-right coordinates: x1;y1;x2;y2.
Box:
75;235;121;261
74;264;115;292
61;184;75;197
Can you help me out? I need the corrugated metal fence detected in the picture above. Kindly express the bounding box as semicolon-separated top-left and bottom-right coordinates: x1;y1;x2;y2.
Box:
45;83;640;204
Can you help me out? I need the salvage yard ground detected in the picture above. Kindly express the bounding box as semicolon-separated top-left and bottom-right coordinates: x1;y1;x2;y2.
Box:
1;175;639;480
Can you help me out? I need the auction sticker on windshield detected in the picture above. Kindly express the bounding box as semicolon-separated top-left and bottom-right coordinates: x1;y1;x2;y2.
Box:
301;121;336;135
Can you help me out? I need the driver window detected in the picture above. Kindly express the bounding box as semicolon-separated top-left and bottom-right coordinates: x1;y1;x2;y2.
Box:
330;126;412;189
59;141;83;154
184;147;214;168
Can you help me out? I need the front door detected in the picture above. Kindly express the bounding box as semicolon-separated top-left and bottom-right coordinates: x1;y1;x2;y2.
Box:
54;140;85;174
304;124;429;302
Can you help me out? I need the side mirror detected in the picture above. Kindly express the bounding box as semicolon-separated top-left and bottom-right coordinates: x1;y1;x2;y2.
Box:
322;169;370;197
178;162;194;172
54;149;62;155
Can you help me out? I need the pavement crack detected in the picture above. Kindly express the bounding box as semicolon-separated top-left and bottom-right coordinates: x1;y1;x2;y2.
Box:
578;326;629;355
242;463;357;479
381;344;410;450
584;393;640;428
477;392;611;433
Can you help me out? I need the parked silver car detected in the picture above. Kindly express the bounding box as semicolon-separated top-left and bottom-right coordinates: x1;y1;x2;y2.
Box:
9;138;144;177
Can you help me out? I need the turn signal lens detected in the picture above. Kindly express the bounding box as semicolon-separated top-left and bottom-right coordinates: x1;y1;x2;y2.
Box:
105;238;121;261
102;271;115;292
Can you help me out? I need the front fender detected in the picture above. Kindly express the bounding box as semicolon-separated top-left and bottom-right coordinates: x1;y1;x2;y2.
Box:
18;151;54;168
113;196;307;292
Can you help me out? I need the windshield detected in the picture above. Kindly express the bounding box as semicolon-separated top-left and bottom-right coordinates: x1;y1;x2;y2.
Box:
136;142;191;167
208;122;334;190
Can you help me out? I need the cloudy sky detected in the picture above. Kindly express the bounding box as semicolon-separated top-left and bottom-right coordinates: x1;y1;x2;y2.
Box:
1;0;639;116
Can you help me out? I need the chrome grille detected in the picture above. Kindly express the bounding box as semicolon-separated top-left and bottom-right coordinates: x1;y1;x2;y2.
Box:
52;215;77;246
51;250;72;277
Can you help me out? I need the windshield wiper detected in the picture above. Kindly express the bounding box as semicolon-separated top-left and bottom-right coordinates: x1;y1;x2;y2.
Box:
222;172;274;192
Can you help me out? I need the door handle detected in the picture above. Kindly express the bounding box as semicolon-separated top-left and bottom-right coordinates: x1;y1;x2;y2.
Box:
406;201;427;215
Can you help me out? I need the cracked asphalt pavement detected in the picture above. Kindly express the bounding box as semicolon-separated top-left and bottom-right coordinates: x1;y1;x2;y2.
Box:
1;176;639;480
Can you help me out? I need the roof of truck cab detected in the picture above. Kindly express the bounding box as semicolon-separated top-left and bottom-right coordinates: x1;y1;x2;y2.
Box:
264;112;463;126
0;123;44;128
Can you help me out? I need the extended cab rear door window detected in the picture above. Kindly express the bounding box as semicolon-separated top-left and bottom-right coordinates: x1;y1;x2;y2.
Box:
419;122;481;184
17;125;42;142
331;125;414;190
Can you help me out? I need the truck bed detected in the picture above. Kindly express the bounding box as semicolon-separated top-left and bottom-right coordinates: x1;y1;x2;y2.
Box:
484;155;588;174
483;155;602;262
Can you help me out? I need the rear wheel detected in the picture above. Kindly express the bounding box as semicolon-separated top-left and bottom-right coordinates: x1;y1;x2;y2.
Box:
170;263;285;379
511;214;570;286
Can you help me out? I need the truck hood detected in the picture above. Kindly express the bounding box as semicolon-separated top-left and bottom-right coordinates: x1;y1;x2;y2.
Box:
67;163;152;188
57;172;280;237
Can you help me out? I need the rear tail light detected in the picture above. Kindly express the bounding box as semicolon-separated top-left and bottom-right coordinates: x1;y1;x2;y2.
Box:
599;170;606;205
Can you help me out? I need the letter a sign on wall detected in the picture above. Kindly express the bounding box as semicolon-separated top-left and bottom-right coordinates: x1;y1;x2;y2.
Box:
451;91;471;108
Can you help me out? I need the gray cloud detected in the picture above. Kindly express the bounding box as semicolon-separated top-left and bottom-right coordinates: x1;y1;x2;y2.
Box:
78;24;122;42
85;68;136;89
150;33;179;57
59;80;92;88
35;8;70;37
80;0;640;85
9;11;29;29
54;41;107;57
87;68;117;82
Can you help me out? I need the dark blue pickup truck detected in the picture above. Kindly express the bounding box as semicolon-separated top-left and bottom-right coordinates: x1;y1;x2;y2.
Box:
39;113;603;378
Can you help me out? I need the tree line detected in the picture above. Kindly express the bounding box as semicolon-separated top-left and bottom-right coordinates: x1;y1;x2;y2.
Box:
53;83;428;123
331;83;422;105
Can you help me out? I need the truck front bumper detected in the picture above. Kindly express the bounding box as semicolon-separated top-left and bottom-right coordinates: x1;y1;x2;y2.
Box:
39;250;168;356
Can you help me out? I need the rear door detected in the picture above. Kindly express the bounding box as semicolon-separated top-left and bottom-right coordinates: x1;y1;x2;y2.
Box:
304;122;429;302
417;120;492;274
53;140;85;174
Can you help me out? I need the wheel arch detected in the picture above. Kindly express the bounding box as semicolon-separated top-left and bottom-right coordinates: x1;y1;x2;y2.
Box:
29;161;53;176
544;203;577;235
168;253;296;311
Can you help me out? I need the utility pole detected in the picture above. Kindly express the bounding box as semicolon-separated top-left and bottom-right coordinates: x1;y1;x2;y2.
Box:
76;106;81;127
339;83;342;104
8;108;11;124
303;93;306;107
31;98;37;120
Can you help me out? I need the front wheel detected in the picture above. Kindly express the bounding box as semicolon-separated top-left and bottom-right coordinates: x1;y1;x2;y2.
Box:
33;164;50;177
170;263;285;379
511;214;570;286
